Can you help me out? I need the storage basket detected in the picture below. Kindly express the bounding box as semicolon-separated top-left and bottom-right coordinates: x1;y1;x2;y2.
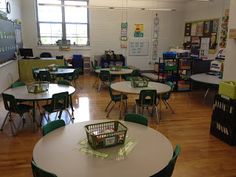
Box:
219;81;236;99
131;77;149;88
85;121;127;149
27;81;49;93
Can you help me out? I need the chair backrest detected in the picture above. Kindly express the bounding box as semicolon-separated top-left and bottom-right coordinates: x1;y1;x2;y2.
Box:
99;70;111;82
131;69;141;77
42;119;66;136
162;81;174;100
11;81;25;88
56;55;63;59
139;90;157;106
124;113;148;126
51;91;69;110
40;52;52;58
57;80;71;86
2;93;18;113
31;160;57;177
38;71;52;82
151;145;181;177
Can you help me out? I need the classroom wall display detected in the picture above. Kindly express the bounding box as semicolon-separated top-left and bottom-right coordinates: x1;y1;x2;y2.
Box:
184;18;219;59
219;9;229;48
134;24;144;37
120;22;128;48
0;18;16;64
129;39;149;56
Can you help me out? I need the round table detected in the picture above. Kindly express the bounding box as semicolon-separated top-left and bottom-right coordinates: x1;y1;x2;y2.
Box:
95;68;133;81
190;73;221;85
3;84;75;121
190;73;222;99
33;120;173;177
111;81;171;119
111;81;171;95
35;68;75;77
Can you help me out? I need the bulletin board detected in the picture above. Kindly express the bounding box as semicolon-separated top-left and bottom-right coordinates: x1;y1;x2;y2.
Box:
129;39;149;56
0;18;16;64
184;18;219;59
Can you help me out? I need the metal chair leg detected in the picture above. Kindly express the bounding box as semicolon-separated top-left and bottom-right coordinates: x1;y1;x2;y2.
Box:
105;100;112;111
106;103;116;117
163;100;175;114
0;112;10;131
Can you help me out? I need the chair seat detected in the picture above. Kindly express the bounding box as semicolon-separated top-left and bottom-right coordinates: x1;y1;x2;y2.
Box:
42;103;65;113
112;94;128;102
17;104;34;114
135;98;157;106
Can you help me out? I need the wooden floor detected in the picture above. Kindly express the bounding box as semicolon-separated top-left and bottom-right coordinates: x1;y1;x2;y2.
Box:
1;74;236;177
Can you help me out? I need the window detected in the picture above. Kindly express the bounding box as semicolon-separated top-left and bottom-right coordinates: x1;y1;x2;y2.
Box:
36;0;89;46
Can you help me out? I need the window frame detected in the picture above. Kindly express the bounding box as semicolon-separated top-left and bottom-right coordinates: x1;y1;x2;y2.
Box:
36;0;90;46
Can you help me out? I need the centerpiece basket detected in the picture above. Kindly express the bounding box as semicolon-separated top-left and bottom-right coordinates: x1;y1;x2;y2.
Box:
110;66;122;71
131;77;149;88
85;121;127;149
27;81;49;93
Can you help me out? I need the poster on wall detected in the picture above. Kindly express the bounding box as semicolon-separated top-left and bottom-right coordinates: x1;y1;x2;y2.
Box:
219;9;229;48
200;37;210;60
134;24;144;37
129;39;149;56
120;22;128;48
196;22;203;36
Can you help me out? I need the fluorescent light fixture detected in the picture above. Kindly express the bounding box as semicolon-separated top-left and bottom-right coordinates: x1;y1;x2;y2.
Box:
38;3;175;11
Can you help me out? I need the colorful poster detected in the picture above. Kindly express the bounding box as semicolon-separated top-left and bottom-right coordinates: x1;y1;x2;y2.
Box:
219;9;229;48
134;24;144;37
120;22;128;48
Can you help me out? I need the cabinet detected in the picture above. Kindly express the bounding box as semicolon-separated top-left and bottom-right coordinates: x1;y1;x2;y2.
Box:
158;52;192;91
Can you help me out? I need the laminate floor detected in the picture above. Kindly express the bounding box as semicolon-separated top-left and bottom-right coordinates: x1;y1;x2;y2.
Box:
0;74;235;177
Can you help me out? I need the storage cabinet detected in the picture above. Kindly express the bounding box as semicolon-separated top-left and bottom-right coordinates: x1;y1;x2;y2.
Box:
210;94;236;145
158;52;192;91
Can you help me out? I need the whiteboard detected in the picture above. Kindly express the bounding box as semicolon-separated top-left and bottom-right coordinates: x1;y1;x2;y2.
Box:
129;39;149;56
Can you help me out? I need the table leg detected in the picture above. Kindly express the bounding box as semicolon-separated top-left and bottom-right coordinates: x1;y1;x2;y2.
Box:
204;88;210;99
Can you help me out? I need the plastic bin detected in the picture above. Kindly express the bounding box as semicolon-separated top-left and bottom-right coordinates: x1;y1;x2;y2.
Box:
219;81;236;99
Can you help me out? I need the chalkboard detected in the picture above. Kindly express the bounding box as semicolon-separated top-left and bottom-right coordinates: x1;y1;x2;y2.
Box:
0;18;16;64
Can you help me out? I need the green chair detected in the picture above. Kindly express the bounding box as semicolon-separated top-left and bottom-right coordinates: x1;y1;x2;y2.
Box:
42;119;65;136
57;80;71;86
150;145;181;177
42;91;73;123
63;68;80;88
124;113;148;126
57;80;74;117
161;81;175;114
11;81;25;88
98;70;115;91
123;69;141;81
31;160;57;177
105;86;128;118
135;90;159;122
1;93;33;135
38;70;52;82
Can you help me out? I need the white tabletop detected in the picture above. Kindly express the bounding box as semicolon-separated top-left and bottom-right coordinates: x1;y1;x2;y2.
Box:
111;81;171;95
35;68;75;75
3;84;75;101
190;73;222;85
33;120;173;177
95;68;133;75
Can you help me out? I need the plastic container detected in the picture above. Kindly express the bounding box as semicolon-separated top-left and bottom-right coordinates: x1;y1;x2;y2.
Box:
85;121;127;149
219;81;236;99
131;77;149;88
27;81;49;93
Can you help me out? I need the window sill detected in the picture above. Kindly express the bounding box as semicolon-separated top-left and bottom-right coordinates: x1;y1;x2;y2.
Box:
36;45;91;50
